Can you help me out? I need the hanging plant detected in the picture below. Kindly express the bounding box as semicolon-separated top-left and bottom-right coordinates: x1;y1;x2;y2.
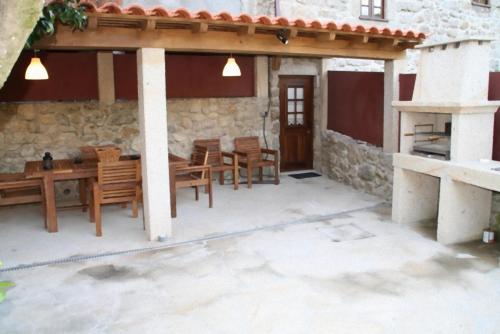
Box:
25;0;88;49
0;261;14;303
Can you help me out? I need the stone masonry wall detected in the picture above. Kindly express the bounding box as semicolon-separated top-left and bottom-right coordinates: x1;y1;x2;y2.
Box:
321;130;394;200
0;97;272;200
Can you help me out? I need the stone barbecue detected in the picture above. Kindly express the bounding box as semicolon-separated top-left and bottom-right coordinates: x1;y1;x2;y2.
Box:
392;37;500;244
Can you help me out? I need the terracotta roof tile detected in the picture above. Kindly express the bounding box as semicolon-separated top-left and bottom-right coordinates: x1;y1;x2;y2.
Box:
61;1;426;40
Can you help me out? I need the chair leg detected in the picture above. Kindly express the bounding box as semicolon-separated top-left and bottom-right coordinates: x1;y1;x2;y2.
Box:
233;163;239;190
131;200;138;218
247;164;253;188
88;187;95;223
274;159;280;185
208;169;213;208
219;171;224;185
93;183;102;237
195;186;199;201
259;167;264;181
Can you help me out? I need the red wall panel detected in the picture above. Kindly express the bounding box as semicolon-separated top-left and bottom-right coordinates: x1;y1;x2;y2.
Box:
0;51;98;101
400;73;500;160
114;53;255;99
327;71;384;147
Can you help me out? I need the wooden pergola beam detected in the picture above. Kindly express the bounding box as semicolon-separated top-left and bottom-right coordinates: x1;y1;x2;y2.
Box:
35;25;407;60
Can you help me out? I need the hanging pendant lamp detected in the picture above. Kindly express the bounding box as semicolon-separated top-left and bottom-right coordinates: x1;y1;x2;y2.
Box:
25;50;49;80
222;55;241;77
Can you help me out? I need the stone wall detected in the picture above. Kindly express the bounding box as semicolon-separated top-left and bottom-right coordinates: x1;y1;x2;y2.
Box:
321;130;394;200
0;97;272;200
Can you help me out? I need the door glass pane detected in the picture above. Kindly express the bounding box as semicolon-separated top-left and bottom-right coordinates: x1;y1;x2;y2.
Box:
287;88;295;99
288;114;295;125
288;101;295;112
296;87;304;99
296;101;304;112
361;6;369;16
296;113;304;125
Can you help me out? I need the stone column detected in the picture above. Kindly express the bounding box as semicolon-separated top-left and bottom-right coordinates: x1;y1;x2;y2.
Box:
392;167;440;224
438;176;492;244
383;59;404;153
97;51;115;104
137;48;171;241
319;58;329;133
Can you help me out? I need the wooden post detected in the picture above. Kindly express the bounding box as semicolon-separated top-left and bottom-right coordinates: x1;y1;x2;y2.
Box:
97;51;115;104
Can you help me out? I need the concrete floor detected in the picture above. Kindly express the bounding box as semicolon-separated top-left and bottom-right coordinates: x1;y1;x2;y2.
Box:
1;174;500;333
0;173;379;268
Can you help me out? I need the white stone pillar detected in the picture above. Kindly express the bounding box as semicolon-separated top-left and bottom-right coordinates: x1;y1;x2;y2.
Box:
383;59;404;153
97;51;115;104
319;58;329;132
450;112;495;161
137;48;172;240
392;167;440;224
437;177;492;244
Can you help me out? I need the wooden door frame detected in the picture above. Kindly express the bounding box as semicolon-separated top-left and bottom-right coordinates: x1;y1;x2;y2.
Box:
279;75;315;172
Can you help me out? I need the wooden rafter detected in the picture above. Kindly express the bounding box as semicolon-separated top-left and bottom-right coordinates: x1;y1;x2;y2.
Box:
34;13;421;60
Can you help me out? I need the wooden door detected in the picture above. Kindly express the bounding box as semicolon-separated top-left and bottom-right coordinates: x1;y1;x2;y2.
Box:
279;76;314;171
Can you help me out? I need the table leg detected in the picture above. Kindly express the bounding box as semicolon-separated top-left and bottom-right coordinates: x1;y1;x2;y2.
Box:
169;166;177;218
43;175;58;233
78;179;87;212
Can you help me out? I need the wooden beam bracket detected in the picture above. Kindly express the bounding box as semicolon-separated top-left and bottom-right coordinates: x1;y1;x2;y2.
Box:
316;31;336;42
238;24;256;36
192;22;208;34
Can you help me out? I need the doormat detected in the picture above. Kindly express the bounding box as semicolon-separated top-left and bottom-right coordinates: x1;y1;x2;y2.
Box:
289;172;322;179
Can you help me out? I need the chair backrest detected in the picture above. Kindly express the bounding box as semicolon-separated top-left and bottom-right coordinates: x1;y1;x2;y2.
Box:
234;136;262;162
190;145;209;180
97;160;141;202
79;145;116;161
95;147;122;163
193;138;222;167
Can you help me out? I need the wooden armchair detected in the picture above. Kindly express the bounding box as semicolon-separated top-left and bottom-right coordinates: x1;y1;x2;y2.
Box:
78;145;118;212
193;138;239;190
89;159;142;237
0;173;45;226
175;145;213;210
233;136;280;188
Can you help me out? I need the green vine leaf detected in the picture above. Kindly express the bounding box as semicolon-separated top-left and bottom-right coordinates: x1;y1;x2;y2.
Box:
25;0;88;49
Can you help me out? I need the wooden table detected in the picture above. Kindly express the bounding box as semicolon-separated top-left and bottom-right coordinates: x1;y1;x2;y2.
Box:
25;159;97;233
25;154;189;233
168;153;190;218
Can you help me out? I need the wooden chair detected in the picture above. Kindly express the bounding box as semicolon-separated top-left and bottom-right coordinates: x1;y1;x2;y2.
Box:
89;159;142;237
233;136;280;188
79;145;117;161
193;138;239;190
175;145;213;209
78;145;118;211
0;173;46;227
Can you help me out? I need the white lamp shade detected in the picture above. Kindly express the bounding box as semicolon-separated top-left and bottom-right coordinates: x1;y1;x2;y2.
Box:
222;57;241;77
25;57;49;80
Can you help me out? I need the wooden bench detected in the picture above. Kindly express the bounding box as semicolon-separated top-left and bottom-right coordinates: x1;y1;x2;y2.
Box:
0;173;43;206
